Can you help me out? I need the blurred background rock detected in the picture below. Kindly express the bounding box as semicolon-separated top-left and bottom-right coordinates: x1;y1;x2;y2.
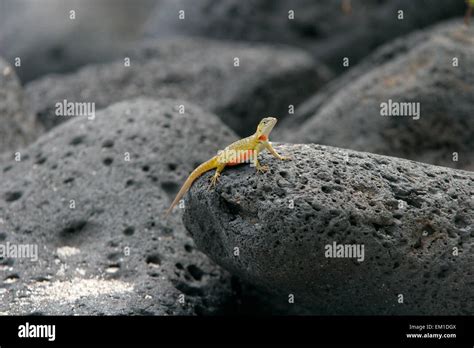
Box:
0;0;155;82
147;0;466;75
0;0;466;83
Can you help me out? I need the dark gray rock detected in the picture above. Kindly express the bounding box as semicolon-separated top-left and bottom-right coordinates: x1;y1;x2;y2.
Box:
278;20;474;171
147;0;465;75
25;38;330;136
0;98;238;315
183;143;474;315
275;20;457;130
0;0;155;82
0;58;41;154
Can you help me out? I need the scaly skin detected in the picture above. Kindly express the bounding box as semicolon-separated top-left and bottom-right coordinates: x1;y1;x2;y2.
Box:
165;117;289;216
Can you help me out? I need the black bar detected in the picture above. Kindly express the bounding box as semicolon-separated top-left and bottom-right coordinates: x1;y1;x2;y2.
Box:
0;316;472;345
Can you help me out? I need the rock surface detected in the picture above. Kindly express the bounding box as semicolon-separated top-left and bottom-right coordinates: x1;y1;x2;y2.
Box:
0;58;41;154
277;20;474;170
0;98;238;315
148;0;465;74
183;143;474;315
25;38;330;135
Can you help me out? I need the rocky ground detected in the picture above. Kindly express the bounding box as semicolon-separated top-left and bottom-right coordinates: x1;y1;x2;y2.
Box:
0;99;238;315
0;2;472;315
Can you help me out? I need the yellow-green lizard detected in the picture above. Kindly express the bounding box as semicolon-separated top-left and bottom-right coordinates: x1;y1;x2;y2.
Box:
165;117;289;215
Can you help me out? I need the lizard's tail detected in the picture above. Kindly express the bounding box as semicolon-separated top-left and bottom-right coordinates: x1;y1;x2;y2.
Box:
164;157;218;217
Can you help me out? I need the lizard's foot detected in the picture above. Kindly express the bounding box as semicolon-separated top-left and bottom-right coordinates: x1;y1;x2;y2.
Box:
280;156;291;161
256;165;269;173
208;173;220;190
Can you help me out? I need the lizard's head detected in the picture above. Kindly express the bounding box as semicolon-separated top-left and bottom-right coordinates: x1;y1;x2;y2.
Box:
256;117;277;137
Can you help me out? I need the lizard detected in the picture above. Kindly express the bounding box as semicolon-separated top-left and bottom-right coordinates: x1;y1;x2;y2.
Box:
165;117;289;216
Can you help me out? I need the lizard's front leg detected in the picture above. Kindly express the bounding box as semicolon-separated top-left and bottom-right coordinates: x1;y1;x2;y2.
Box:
263;141;290;161
252;146;269;173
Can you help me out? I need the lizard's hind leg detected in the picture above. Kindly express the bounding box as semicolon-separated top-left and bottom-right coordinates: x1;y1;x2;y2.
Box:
208;164;225;190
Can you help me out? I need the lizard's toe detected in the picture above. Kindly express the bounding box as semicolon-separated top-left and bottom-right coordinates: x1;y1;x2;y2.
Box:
208;175;220;189
257;165;269;173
